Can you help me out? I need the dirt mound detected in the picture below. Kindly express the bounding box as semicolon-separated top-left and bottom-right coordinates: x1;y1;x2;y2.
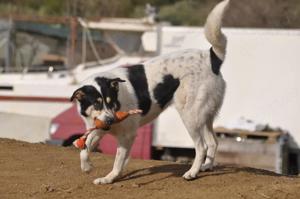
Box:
1;138;300;199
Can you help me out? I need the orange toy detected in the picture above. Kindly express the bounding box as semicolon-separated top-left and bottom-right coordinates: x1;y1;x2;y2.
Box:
73;109;142;149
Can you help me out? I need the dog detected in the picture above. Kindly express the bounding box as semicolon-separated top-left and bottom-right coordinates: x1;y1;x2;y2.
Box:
70;0;229;184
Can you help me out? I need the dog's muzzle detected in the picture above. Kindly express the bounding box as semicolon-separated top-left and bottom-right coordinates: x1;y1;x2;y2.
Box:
105;117;115;126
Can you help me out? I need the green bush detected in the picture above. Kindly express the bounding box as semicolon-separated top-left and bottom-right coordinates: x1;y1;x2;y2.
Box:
0;0;299;28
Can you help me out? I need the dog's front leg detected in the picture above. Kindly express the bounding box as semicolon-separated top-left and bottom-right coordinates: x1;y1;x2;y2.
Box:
80;130;102;173
93;134;134;184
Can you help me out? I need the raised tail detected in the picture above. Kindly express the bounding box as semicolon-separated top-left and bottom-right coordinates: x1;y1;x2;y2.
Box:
204;0;229;60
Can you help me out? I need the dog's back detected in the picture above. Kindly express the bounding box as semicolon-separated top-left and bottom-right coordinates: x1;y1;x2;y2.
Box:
116;0;229;126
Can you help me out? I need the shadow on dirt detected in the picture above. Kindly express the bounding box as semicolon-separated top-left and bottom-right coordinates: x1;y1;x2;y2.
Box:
119;164;287;185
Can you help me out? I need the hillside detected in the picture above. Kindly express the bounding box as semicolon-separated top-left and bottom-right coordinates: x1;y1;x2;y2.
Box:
1;138;300;199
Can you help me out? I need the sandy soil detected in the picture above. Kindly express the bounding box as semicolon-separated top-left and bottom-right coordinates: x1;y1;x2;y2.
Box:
1;138;300;199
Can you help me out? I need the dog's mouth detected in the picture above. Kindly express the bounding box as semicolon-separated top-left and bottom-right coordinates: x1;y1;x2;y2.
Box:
102;116;116;131
94;118;112;131
102;125;111;131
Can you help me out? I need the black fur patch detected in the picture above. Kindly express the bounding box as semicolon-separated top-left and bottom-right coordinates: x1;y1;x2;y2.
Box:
94;77;122;111
127;65;151;115
210;47;223;75
154;74;180;109
73;85;103;117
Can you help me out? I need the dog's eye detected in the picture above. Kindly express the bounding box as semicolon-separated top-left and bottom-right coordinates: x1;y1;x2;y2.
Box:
93;102;103;110
97;98;102;103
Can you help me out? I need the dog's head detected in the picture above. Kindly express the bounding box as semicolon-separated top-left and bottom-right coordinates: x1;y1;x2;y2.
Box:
70;77;126;128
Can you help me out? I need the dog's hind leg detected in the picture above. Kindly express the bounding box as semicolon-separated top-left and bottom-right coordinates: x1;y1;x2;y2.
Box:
183;124;207;180
175;101;208;180
201;117;218;171
80;130;102;173
93;132;135;184
174;81;223;180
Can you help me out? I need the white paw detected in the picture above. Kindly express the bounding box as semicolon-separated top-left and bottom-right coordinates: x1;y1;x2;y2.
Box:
80;150;93;173
93;177;114;185
200;163;213;172
182;170;198;180
81;161;93;173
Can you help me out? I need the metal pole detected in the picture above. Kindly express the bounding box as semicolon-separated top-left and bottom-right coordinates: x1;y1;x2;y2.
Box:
5;18;13;72
68;17;77;69
156;22;162;56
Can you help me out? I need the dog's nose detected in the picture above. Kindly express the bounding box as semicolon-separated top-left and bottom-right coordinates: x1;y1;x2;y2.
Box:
105;117;115;125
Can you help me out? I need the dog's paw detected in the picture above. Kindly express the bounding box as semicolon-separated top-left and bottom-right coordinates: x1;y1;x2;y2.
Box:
81;161;93;173
182;170;198;180
200;163;213;172
93;177;114;185
80;149;93;173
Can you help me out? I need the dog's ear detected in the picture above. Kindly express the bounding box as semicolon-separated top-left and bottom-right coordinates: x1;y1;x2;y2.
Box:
110;78;126;90
70;88;85;102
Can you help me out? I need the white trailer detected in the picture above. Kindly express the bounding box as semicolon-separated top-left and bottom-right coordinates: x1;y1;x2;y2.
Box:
153;27;300;173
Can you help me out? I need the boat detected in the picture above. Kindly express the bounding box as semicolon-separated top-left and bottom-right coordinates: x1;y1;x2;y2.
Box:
0;16;160;143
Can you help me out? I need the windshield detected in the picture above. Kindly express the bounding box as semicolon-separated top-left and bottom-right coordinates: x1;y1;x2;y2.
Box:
107;30;145;55
0;21;69;73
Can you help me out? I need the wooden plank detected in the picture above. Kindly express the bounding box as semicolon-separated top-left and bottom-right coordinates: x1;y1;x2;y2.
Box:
217;138;277;154
215;127;282;137
215;127;282;143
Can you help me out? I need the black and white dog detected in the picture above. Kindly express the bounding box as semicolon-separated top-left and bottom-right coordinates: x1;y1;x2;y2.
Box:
70;0;229;184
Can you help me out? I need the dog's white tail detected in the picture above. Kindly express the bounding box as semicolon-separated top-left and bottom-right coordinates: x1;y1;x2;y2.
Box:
204;0;229;60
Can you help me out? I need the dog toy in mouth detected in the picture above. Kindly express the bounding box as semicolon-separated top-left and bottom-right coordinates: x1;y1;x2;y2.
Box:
73;109;142;149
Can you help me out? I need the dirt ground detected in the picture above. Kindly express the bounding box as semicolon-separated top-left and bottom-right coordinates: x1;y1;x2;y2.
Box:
1;138;300;199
